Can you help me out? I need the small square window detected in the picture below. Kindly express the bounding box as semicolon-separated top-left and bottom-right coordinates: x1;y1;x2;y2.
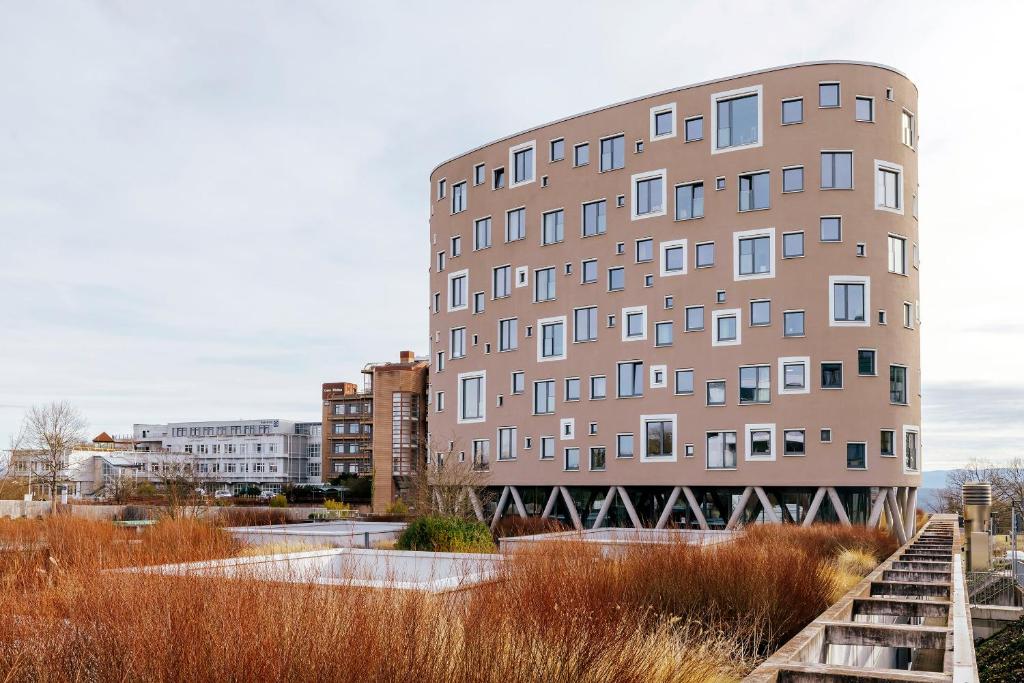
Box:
550;138;565;162
654;109;674;137
784;430;805;456
634;140;644;153
696;242;715;268
685;444;695;457
615;242;625;255
781;98;803;124
685;306;704;332
750;300;770;326
716;290;726;304
820;216;842;242
616;195;625;208
644;274;654;287
706;380;726;406
664;296;674;309
674;369;694;395
715;176;726;191
858;349;877;376
820;428;832;443
782;232;804;258
574;143;590;167
819;83;840;108
784;310;805;337
855;97;874;122
782;166;804;193
685;116;703;141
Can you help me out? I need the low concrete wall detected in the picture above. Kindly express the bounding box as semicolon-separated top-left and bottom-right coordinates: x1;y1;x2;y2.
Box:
0;502;333;522
0;500;49;518
971;604;1024;641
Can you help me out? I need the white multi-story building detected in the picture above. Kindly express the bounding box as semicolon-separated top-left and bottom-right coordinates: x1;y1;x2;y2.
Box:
133;419;322;494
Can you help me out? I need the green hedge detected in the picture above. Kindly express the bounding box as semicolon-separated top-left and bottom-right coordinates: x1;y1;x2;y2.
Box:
396;515;495;553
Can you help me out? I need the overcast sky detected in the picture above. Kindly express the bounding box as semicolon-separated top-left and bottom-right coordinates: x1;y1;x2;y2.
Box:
1;1;1021;471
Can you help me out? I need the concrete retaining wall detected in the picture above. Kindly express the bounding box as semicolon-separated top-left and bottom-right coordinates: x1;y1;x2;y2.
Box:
0;501;333;522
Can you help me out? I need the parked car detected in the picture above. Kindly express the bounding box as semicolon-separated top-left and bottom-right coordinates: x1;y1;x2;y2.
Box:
194;488;207;497
258;490;276;501
214;489;233;499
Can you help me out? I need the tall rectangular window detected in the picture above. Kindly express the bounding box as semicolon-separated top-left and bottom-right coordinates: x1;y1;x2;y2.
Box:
716;93;759;149
535;267;556;302
890;365;908;404
581;259;598;284
505;208;526;242
540;320;564;359
858;349;877;375
738;171;769;211
876;166;901;210
451;181;467;213
574;306;598;342
888;235;907;274
582;199;607;236
511;371;524;395
738;235;772;275
590;375;606;399
833;282;865;322
564;377;580;402
739;365;771;404
512;146;534;184
460;375;483;421
550;138;564;161
541;209;564;246
574;143;589;166
675;182;704;220
901;111;915;147
534;380;555;414
493;265;511;298
474;217;491;250
474;164;485;185
617;361;643;398
880;430;895;457
589;446;606;471
616;434;634;458
498;318;518;352
655;321;673;346
607;267;625;292
905;431;919;470
498;427;517;461
450;327;466;359
471;440;489;470
599;135;624;171
855;96;874;122
707;431;737;469
684;116;703;141
564;447;580;471
493;167;505;189
635;175;664;216
539;436;554;460
449;274;467;310
821;152;853;189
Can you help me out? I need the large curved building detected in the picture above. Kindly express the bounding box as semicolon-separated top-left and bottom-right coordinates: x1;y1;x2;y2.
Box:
427;61;920;534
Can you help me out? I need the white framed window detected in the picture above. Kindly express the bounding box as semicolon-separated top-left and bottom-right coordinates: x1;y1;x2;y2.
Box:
451;181;467;214
659;239;687;277
846;442;867;470
472;291;485;314
650;364;667;388
560;418;575;441
641;414;676;461
509;140;536;187
739;365;771;404
457;371;486;424
874;159;904;214
536;315;567;362
650;102;677;140
733;228;776;281
777;356;810;395
607;267;624;291
888;234;907;275
711;84;763;153
515;266;529;288
745;423;776;461
447;269;468;312
711;308;741;346
829;275;870;327
497;426;517;461
901;110;916;148
891;365;909;405
589;446;606;471
631;169;667;220
492;167;505;189
622;305;648;342
635;238;653;263
902;425;920;472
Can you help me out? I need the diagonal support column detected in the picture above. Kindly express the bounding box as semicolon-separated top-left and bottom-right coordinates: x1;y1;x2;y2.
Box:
682;487;709;530
725;487;754;530
466;487;484;522
558;486;582;530
801;487;827;527
903;487;918;538
592;486;617;529
616;486;642;528
508;486;528;518
886;487;909;545
540;486;559;519
655;487;681;529
489;485;510;531
753;486;781;523
826;487;852;526
867;487;888;528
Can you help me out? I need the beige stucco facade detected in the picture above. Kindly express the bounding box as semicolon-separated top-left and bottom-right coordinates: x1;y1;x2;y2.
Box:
427;62;921;504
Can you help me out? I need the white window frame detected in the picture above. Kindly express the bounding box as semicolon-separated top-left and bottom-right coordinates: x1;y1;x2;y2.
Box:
828;275;871;328
536;315;567;362
621;305;648;342
733;227;776;281
456;370;486;425
659;238;688;277
630;169;667;220
650;364;667;389
508;140;536;188
710;84;763;155
888;234;908;275
560;417;575;441
447;269;469;312
640;413;677;462
744;423;776;462
649;102;677;141
902;424;921;473
874;159;905;215
777;356;810;395
901;109;916;149
711;308;742;347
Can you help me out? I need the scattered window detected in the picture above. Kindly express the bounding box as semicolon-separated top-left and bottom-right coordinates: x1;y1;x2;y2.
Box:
781;97;803;124
636;238;653;263
582;199;607;236
856;243;866;257
550;138;565;162
533;380;555;414
474;217;491;250
675;182;704;220
782;231;804;258
459;373;485;422
432;292;440;314
706;380;726;406
684;116;703;141
890;365;908;404
474;163;485;185
885;87;894;101
589;446;606;471
538;436;554;460
634;140;644;153
661;240;686;276
738;171;769;211
450;235;461;257
574;143;590;166
651;104;675;138
437;178;447;199
492;265;511;299
716;290;727;303
511;143;535;185
685;444;695;458
450;327;466;359
685;306;704;331
498;427;517;461
784;430;805;455
737;233;773;276
905;430;919;471
565;377;581;402
534;268;556;302
832;279;867;324
505;207;526;242
855;96;874;122
876;162;903;211
903;302;913;328
820;216;842;242
880;429;895;456
617;361;644;398
858;349;877;376
821;362;843;389
564;447;580;470
821;152;853;189
715;90;760;150
624;308;646;340
634;171;665;217
878;310;888;325
541;209;564;246
643;418;674;458
674;369;694;395
846;443;866;470
888;235;907;274
819;82;840;108
820;429;832;443
664;296;674;309
716;176;726;191
901;110;915;148
713;310;739;345
538;318;565;360
511;371;524;395
695;242;715;268
750;300;770;326
573;306;598;342
590;375;607;400
448;271;468;311
780;357;809;393
747;425;775;460
581;259;598;284
739;365;771;404
615;242;624;254
492;167;505;189
607;267;625;291
782;166;804;193
655;321;674;347
436;250;446;272
498;318;518;352
707;431;737;468
451;181;467;213
616;434;634;458
599;135;625;171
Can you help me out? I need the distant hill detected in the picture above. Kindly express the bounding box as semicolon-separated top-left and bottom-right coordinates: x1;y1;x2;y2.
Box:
919;469;957;512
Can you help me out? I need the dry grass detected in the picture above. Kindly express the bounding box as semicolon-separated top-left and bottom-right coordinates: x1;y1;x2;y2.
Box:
215;506;290;527
0;516;896;682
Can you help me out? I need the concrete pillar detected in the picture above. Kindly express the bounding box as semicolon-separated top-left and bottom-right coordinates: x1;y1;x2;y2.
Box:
801;487;827;527
655;487;682;529
682;487;709;530
558;486;582;530
592;486;617;529
726;487;754;530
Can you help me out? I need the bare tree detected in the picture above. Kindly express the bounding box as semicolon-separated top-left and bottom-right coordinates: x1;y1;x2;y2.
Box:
148;450;206;519
934;457;1024;531
407;435;493;520
19;402;87;513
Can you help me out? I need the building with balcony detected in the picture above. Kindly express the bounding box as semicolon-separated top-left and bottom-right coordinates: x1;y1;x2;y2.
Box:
427;61;921;532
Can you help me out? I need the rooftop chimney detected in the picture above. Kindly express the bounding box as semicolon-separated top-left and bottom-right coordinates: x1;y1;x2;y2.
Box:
399;350;415;363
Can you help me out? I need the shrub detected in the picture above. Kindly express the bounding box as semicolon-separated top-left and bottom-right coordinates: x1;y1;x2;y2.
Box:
385;499;409;515
324;500;351;512
217;507;288;527
492;515;567;539
268;495;288;509
396;515;495;553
